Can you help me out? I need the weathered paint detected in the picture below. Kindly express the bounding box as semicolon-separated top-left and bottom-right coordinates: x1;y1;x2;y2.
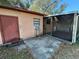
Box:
0;32;2;44
0;18;3;44
0;8;43;44
1;16;20;43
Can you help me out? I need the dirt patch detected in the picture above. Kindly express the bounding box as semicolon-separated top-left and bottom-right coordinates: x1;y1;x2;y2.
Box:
0;47;34;59
54;43;79;59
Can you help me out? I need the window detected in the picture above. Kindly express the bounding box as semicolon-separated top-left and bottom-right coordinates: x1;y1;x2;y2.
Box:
33;18;40;30
46;18;51;24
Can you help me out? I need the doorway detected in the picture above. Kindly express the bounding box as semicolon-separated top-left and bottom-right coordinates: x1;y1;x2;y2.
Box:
0;15;20;44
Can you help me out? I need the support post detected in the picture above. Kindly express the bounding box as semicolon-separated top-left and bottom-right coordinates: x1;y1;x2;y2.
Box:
50;16;53;35
72;13;78;43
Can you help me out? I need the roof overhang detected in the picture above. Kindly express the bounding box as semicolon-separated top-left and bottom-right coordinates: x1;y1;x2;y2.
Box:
0;5;46;16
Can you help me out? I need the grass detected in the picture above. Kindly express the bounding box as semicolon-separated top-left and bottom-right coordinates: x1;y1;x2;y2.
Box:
0;46;34;59
54;43;79;59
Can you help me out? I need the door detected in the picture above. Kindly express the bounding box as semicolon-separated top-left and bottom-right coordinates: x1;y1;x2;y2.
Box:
0;15;20;44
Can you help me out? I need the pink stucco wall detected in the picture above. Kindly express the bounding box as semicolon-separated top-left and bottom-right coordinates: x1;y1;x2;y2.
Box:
0;22;2;44
0;8;43;44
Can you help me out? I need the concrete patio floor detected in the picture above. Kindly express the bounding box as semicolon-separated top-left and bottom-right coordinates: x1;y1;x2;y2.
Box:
25;35;62;59
15;35;62;59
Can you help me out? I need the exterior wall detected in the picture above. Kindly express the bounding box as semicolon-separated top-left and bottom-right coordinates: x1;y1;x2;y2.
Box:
0;8;43;41
0;24;3;44
0;32;2;44
45;24;52;33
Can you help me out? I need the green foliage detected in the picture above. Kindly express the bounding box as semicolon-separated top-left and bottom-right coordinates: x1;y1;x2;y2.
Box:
0;0;11;6
53;3;67;14
0;0;67;14
29;0;67;14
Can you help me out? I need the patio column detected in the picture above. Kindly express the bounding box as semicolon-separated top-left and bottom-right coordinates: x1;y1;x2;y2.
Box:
50;16;53;35
72;13;78;43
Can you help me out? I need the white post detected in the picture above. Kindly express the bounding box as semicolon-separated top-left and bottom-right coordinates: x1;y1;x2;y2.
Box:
72;13;78;43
